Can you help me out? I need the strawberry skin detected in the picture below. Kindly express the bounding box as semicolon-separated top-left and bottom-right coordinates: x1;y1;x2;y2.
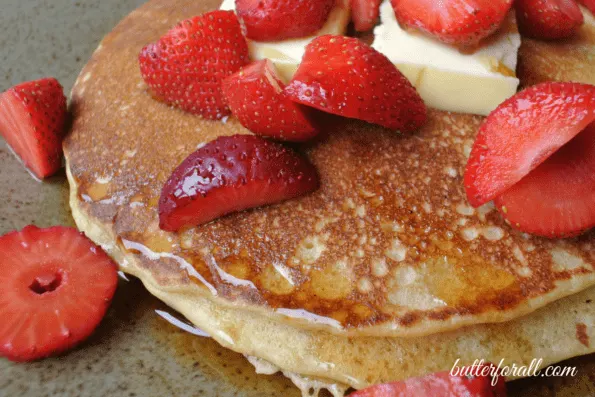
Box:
0;226;118;362
159;135;319;231
351;364;506;397
0;78;67;179
495;122;595;238
222;60;320;142
236;0;335;41
465;82;595;208
579;0;595;14
139;11;249;120
284;35;426;132
390;0;513;47
516;0;584;40
351;0;381;32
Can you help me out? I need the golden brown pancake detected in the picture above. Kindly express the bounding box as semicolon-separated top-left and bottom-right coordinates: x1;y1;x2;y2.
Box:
64;0;595;393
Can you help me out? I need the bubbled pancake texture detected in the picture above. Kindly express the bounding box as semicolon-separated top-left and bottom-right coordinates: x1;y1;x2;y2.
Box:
63;0;595;337
64;0;595;390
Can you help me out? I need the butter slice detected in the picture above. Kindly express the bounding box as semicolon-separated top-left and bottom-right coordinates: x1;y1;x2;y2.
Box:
372;0;521;116
220;0;351;83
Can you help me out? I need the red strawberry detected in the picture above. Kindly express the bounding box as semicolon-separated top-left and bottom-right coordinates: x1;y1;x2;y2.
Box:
0;78;67;179
350;364;506;397
0;226;118;362
516;0;584;40
222;60;319;142
390;0;514;47
138;11;249;120
351;0;381;32
159;135;319;231
236;0;335;41
284;35;426;132
495;122;595;238
579;0;595;14
465;82;595;208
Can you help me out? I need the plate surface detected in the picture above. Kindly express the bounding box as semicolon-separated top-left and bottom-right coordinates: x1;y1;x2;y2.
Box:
0;1;594;395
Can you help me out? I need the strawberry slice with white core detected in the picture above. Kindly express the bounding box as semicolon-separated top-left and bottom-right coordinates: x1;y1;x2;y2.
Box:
0;78;67;179
351;0;381;32
495;122;595;238
138;11;249;120
0;226;118;362
159;134;320;231
579;0;595;15
465;82;595;208
284;35;427;132
221;59;320;142
390;0;514;47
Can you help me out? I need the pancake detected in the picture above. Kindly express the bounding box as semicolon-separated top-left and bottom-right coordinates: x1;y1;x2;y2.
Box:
63;0;595;393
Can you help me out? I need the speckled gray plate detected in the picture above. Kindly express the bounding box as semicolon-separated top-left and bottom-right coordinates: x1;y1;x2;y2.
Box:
0;1;594;396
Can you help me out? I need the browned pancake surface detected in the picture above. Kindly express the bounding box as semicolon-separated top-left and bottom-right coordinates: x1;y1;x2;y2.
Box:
65;0;595;336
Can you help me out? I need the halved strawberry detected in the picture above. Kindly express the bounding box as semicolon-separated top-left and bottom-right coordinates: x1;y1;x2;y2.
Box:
495;122;595;238
236;0;335;41
465;82;595;208
139;11;249;120
351;364;506;397
579;0;595;15
221;60;319;142
390;0;514;47
351;0;381;32
0;78;67;179
284;35;426;132
0;226;118;362
159;135;319;231
516;0;584;40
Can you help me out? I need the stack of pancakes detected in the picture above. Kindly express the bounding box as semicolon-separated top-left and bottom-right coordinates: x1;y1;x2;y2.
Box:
64;0;595;394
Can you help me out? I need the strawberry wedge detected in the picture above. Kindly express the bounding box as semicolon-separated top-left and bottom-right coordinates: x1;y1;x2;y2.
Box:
495;122;595;238
350;365;506;397
159;135;319;231
465;82;595;208
0;78;67;179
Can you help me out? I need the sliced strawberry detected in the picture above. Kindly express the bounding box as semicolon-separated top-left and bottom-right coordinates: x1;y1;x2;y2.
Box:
495;122;595;238
579;0;595;14
516;0;584;40
351;0;381;32
390;0;513;47
284;35;426;132
0;226;118;362
0;78;67;179
138;11;249;120
465;82;595;208
351;364;506;397
236;0;335;41
221;60;319;142
159;135;319;231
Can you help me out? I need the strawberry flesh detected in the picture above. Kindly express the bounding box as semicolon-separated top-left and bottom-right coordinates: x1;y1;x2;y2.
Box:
390;0;514;47
0;78;67;179
139;11;249;120
0;226;118;362
579;0;595;14
236;0;335;41
222;60;320;142
159;135;320;231
351;0;381;32
495;122;595;238
284;35;427;132
516;0;584;40
465;82;595;208
350;364;506;397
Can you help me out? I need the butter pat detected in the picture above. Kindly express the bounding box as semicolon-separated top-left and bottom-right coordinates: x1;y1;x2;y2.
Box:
220;0;350;82
372;0;521;116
